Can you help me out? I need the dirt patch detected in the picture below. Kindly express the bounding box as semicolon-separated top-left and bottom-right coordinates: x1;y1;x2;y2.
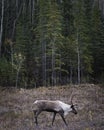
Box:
0;84;104;130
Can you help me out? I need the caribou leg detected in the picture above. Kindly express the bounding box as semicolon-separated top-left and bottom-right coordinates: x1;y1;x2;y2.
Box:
59;110;68;126
52;112;57;125
33;110;41;125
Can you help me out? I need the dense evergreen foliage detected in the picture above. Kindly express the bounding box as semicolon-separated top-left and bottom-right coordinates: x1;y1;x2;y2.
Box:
0;0;104;88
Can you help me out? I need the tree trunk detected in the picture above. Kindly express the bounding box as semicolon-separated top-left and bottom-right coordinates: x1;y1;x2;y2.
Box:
12;2;22;40
16;0;18;12
42;40;46;87
51;38;56;86
99;0;104;16
15;60;23;88
69;59;73;84
0;0;4;56
41;23;46;86
30;0;34;24
77;30;81;84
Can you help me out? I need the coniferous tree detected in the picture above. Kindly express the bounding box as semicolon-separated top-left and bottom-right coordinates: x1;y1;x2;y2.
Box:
61;0;77;84
46;0;62;86
0;0;4;56
73;0;93;83
15;0;36;88
91;0;104;83
35;0;62;86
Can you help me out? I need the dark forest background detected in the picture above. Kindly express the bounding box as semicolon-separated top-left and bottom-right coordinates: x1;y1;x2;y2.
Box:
0;0;104;88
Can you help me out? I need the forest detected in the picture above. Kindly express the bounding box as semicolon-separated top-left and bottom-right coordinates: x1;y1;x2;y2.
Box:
0;0;104;88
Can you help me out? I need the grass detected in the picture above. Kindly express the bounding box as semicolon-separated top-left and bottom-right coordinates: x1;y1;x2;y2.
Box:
0;84;103;130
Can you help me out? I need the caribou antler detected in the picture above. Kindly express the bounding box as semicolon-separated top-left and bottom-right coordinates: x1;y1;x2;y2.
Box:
70;94;78;107
70;94;74;105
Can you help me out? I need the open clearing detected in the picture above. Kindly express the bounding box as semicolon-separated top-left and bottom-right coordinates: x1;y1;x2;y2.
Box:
0;84;103;130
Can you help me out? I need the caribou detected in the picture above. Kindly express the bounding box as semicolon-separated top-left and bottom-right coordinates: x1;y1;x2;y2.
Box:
32;97;77;126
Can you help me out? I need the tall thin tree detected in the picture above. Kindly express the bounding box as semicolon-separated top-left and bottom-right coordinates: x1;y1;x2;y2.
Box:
0;0;4;56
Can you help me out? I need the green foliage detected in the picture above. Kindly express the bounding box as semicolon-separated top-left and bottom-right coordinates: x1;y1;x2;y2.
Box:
0;0;104;87
34;0;63;86
14;2;37;88
62;0;74;36
90;1;104;83
0;58;16;86
72;0;93;82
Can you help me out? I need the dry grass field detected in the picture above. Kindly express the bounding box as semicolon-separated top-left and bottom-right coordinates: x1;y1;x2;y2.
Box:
0;84;103;130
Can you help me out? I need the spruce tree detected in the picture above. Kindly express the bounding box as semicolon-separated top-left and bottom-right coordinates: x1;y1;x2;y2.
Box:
73;0;93;83
91;1;104;83
35;0;62;86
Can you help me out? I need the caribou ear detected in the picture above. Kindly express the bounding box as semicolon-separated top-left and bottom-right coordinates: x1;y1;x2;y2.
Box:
73;104;78;110
71;104;78;108
73;104;78;107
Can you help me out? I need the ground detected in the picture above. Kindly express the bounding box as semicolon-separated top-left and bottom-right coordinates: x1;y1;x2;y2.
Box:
0;84;103;130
